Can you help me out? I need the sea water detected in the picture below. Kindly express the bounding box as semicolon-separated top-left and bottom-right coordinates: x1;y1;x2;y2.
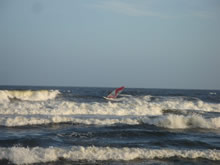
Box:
0;86;219;165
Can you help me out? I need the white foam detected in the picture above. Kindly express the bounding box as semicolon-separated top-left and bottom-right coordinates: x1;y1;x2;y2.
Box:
155;97;220;112
0;97;163;116
0;146;219;164
141;114;220;129
0;113;219;129
1;95;220;116
0;95;220;127
0;115;139;127
0;90;60;102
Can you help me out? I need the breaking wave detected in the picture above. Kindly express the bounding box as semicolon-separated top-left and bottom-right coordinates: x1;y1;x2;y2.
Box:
0;146;219;164
0;114;219;129
0;94;220;128
0;90;60;102
141;114;220;129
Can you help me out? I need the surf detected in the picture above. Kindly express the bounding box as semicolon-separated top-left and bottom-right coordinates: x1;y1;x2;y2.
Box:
0;146;219;164
0;90;60;102
1;94;220;127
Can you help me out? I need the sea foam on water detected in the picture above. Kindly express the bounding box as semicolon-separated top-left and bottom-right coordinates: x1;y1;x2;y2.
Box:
0;90;60;102
0;146;219;164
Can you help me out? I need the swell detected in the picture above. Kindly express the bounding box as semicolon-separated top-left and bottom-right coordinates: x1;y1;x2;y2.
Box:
1;128;219;150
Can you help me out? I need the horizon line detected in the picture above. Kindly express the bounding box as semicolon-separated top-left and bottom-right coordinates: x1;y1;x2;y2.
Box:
0;84;219;91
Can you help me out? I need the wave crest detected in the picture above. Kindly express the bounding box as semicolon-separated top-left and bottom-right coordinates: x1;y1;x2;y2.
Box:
0;94;220;128
0;146;219;164
0;90;60;102
0;113;220;129
141;114;220;129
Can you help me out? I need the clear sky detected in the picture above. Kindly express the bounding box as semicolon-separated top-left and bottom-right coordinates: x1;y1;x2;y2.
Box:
1;0;220;89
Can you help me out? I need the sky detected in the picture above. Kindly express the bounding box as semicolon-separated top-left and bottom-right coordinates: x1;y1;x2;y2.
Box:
0;0;220;89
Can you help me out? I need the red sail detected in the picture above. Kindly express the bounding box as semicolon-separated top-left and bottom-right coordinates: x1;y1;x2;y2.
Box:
107;86;125;99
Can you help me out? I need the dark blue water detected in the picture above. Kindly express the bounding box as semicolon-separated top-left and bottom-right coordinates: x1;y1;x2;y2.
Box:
0;86;220;164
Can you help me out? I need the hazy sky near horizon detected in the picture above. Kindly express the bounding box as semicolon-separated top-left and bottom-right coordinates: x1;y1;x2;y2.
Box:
1;0;220;89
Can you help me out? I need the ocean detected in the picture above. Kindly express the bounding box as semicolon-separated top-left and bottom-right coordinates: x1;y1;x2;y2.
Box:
0;86;219;165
